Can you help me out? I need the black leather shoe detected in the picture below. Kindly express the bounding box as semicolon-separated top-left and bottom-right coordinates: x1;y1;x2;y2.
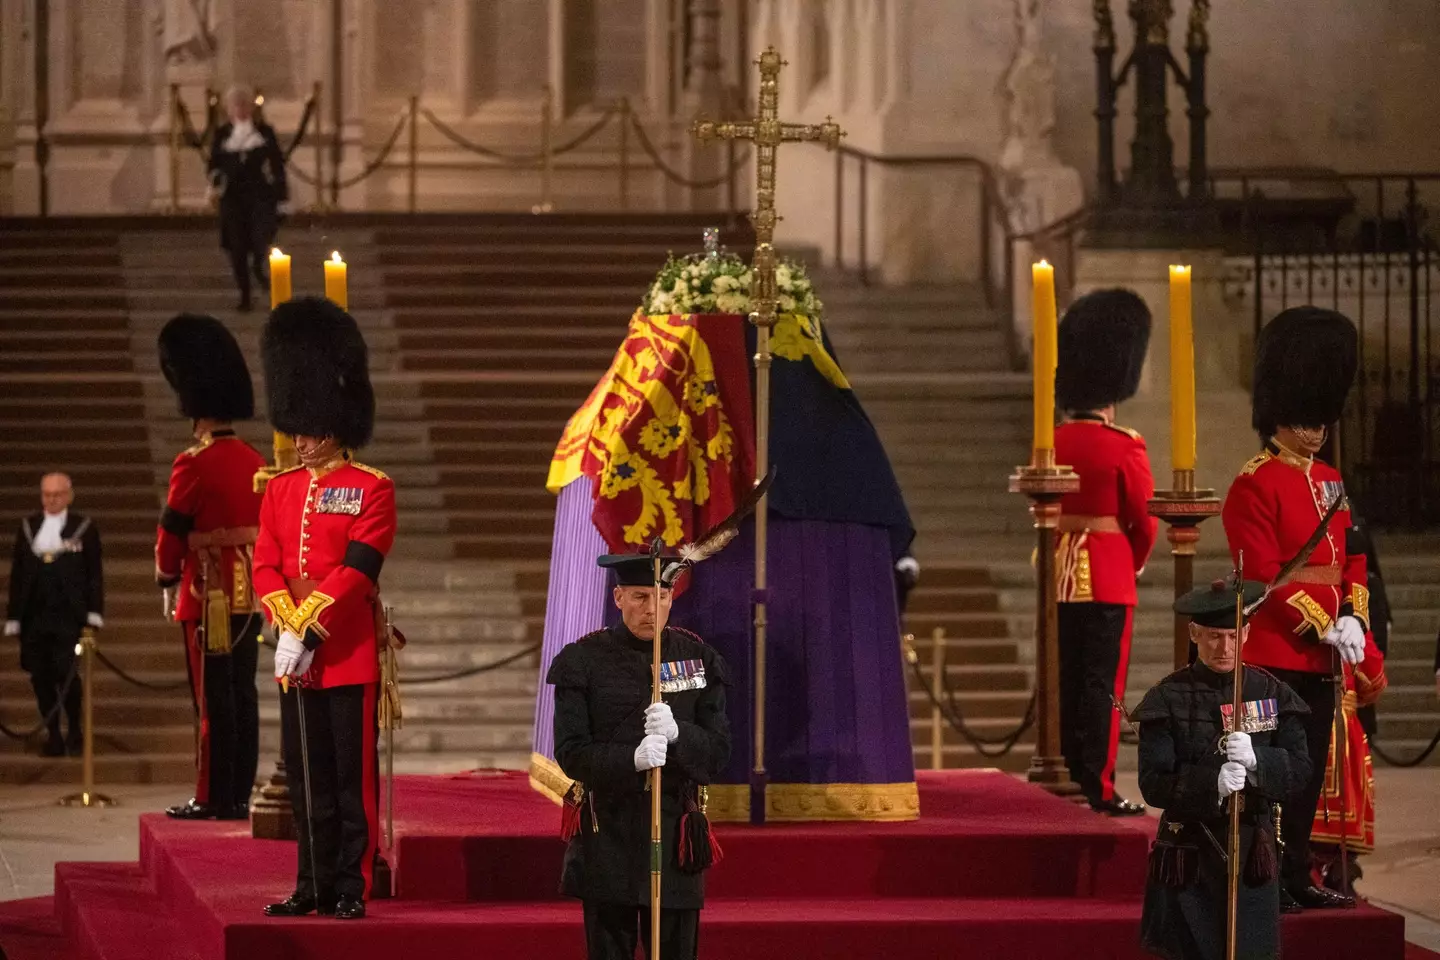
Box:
1289;884;1355;909
334;896;365;920
166;800;221;820
1279;888;1304;914
264;893;330;917
215;804;250;821
1090;796;1147;817
40;737;65;758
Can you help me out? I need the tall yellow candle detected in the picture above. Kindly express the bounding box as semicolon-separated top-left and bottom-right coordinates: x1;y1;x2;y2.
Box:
1031;260;1058;452
324;250;348;310
1169;265;1196;472
269;248;292;308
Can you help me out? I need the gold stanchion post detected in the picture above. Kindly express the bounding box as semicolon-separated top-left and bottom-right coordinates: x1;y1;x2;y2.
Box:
532;86;555;214
312;81;326;213
407;94;419;213
692;47;844;823
930;627;945;771
617;98;630;211
59;629;114;808
168;83;181;214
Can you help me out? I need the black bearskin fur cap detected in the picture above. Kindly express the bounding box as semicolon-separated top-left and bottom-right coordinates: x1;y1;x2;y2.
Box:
157;313;255;421
1055;288;1152;411
1252;306;1357;438
262;297;375;449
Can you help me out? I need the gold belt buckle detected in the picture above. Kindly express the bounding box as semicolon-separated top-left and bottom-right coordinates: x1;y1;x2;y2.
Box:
41;552;55;564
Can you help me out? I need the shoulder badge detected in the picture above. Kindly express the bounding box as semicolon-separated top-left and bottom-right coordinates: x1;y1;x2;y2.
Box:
1104;422;1143;442
180;436;213;458
576;628;609;644
1239;451;1272;476
274;463;306;477
350;461;389;481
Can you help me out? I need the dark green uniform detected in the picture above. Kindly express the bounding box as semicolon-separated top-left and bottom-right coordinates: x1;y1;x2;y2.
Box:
1137;663;1311;960
548;623;730;960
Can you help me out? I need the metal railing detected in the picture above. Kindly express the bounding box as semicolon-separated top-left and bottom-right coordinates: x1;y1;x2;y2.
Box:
1220;171;1440;527
161;87;751;217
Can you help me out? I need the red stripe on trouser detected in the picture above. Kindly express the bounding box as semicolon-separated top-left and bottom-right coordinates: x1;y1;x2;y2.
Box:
1100;607;1135;802
183;622;210;805
360;681;379;898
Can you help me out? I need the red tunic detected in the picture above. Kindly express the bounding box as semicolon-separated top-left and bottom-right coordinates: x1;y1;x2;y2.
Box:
154;431;267;621
252;456;397;689
1054;418;1158;606
1223;443;1370;675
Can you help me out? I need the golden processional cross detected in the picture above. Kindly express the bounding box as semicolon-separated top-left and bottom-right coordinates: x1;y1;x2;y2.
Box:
692;47;844;825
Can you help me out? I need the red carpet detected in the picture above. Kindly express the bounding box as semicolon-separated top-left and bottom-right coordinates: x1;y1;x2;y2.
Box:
0;770;1415;959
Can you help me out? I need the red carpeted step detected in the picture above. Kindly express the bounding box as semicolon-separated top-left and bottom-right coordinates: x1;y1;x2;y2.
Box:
54;862;202;960
0;895;65;960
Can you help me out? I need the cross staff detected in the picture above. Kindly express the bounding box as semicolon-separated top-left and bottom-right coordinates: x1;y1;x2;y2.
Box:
691;47;843;825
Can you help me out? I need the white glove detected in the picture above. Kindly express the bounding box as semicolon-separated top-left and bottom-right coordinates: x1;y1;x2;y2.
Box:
3;620;18;637
273;630;314;679
645;702;680;742
1322;615;1365;665
1223;731;1257;771
1218;760;1248;797
86;612;104;630
633;733;668;772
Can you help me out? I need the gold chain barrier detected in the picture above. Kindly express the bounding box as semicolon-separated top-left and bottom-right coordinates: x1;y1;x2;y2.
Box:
170;87;749;214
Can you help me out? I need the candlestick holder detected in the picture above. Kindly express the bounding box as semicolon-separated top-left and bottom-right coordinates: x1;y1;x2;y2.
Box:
1148;468;1222;670
1009;451;1082;797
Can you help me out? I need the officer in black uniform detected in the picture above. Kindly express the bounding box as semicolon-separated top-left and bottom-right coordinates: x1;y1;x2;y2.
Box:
1137;578;1312;960
547;553;731;960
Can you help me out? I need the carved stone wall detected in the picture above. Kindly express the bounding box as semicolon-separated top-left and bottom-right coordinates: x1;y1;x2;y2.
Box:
2;0;1439;221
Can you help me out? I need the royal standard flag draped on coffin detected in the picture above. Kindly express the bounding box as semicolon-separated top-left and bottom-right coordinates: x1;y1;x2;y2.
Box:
534;239;918;822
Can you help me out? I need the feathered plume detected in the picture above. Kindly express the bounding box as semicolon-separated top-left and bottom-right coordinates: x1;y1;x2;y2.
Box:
1244;491;1345;616
662;467;776;585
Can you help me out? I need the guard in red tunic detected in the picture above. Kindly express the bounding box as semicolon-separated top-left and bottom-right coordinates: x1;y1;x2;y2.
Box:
1053;288;1157;815
154;314;267;821
252;298;396;921
1222;305;1365;911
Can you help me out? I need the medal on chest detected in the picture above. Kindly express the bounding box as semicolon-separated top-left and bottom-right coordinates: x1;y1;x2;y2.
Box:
316;486;363;516
659;658;706;694
1220;698;1279;734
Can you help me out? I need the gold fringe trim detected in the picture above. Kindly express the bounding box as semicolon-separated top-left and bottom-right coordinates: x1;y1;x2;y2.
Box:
529;753;571;807
527;753;920;822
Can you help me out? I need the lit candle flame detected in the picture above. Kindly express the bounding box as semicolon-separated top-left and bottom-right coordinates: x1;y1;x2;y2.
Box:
331;251;343;262
271;247;284;257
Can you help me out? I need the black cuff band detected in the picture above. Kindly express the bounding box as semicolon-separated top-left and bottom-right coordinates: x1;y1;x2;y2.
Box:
157;574;181;589
160;505;196;537
343;540;385;584
302;628;324;651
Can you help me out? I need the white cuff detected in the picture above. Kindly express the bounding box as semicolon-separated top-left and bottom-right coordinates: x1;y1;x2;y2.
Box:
3;620;18;637
86;612;104;629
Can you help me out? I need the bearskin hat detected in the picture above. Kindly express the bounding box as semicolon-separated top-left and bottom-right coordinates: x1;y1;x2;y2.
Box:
1251;306;1357;439
157;313;254;421
261;297;374;449
1055;288;1152;411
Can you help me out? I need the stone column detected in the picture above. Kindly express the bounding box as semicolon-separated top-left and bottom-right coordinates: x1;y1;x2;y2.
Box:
683;0;726;210
998;0;1083;354
10;0;44;214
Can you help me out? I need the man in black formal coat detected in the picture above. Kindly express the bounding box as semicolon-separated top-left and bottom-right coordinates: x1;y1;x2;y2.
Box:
548;553;731;960
4;473;104;756
208;83;287;312
1138;578;1312;960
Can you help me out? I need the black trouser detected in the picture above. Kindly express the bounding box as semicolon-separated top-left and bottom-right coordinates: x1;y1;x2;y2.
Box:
184;614;261;809
1058;602;1133;804
220;196;274;304
281;681;379;902
25;630;81;744
582;902;699;960
1265;667;1337;891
